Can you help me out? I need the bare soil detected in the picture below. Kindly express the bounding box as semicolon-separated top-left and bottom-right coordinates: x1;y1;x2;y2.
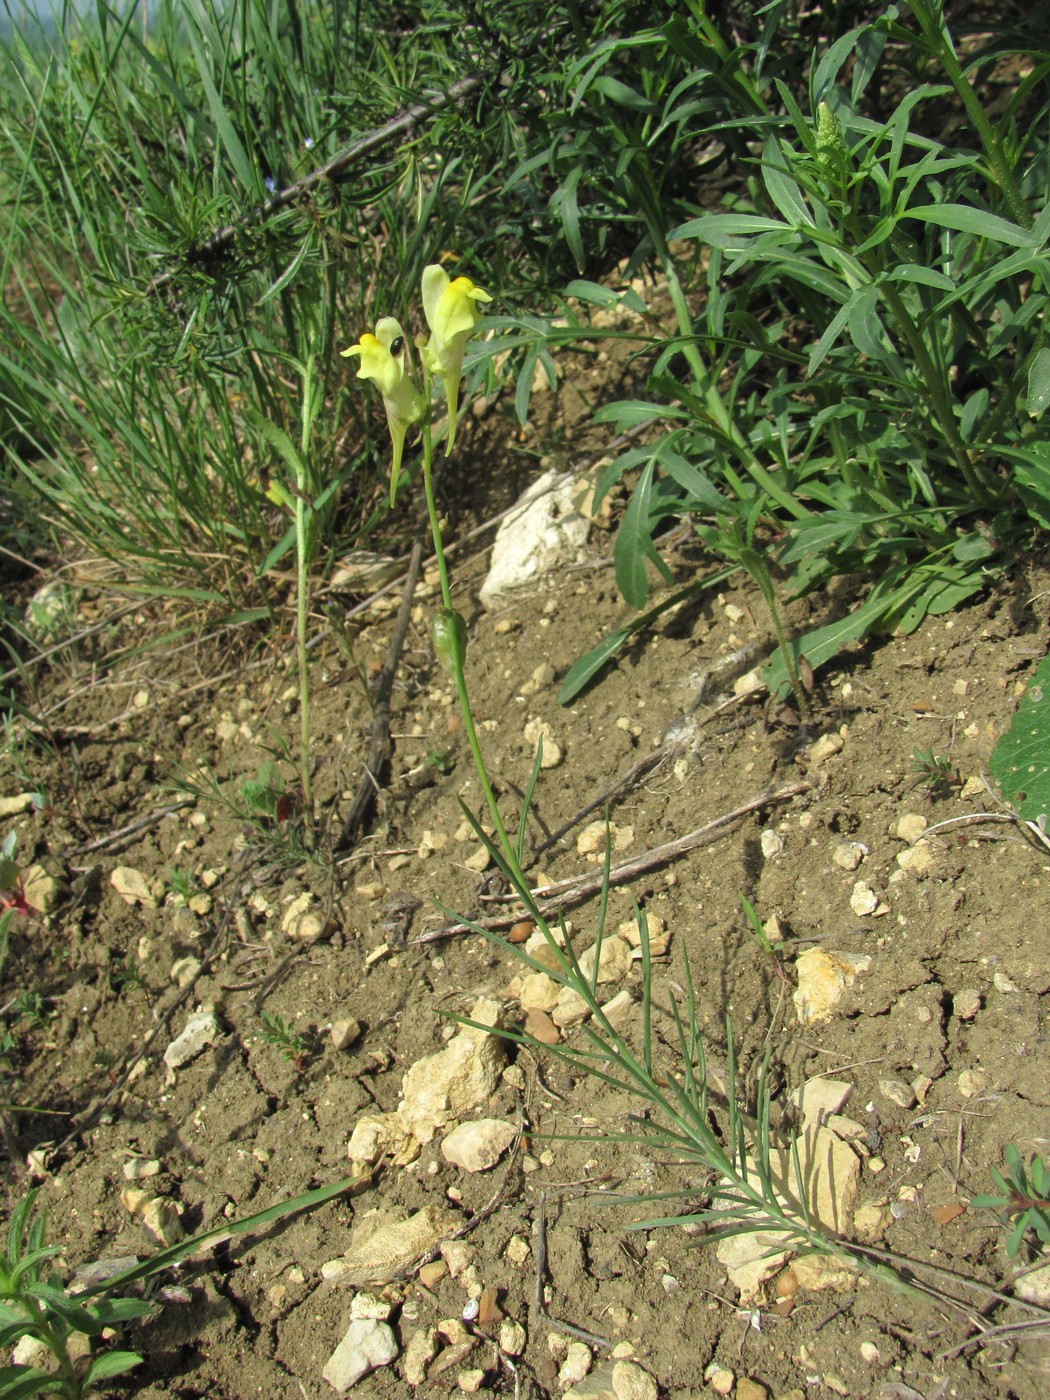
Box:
3;375;1050;1400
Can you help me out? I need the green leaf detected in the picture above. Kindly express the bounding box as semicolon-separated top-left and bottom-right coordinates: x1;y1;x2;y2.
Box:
1001;444;1050;530
763;590;896;700
557;625;634;705
0;1364;59;1399
558;568;735;704
905;205;1037;247
988;652;1050;821
1027;348;1050;416
671;213;790;244
83;1349;145;1384
615;460;659;609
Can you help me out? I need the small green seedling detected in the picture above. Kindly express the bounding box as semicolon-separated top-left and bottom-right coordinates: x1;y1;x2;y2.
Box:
10;991;47;1030
259;1011;310;1070
740;893;790;983
909;746;963;799
972;1145;1050;1259
0;1189;153;1399
240;761;291;826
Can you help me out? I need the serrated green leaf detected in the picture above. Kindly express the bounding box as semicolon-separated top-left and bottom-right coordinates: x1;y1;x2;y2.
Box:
988;652;1050;820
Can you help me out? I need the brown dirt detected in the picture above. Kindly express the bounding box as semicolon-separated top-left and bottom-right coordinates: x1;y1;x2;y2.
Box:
3;369;1050;1400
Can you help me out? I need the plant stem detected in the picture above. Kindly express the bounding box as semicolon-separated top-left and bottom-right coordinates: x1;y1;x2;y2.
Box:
419;409;530;897
295;358;317;845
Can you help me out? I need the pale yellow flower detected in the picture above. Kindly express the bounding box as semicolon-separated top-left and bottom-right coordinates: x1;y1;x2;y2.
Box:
421;265;492;454
341;316;423;503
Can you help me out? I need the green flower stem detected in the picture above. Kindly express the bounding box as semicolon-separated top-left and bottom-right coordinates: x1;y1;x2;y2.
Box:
295;357;317;844
418;405;529;897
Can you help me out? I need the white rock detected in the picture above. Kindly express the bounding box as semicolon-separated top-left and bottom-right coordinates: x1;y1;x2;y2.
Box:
322;1318;398;1391
163;1009;224;1076
322;1205;459;1285
806;732;844;766
611;1360;659;1400
958;1068;987;1099
760;829;785;859
832;842;868;871
578;936;631;985
954;989;982;1020
849;880;881;916
139;1196;184;1246
479;469;590;611
523;717;563;768
499;1320;526;1356
398;998;506;1145
111;866;157;908
896;841;935;876
896;812;928;844
564;1358;659;1400
350;1293;394;1321
331;1018;363;1051
402;1326;438;1386
552;987;592;1028
792;1077;854;1123
559;1341;592;1387
716;1228;793;1301
22;866;65;913
879;1078;917;1110
1015;1251;1050;1306
441;1118;518;1173
0;792;37;817
281;891;333;942
791;1253;859;1293
576;821;632;856
346;1113;418;1168
793;949;871;1025
515;972;561;1012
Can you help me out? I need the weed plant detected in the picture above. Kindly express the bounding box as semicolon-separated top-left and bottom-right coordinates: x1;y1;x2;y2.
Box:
347;261;931;1309
0;1178;352;1399
489;1;1050;700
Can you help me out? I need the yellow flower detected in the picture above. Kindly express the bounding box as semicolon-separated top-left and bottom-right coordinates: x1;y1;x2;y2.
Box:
421;265;492;455
341;317;423;503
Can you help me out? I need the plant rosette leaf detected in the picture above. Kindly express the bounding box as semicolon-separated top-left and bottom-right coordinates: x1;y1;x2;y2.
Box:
988;653;1050;822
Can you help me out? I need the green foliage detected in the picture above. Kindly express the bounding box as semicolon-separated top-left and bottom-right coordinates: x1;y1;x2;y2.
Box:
511;1;1045;698
239;760;287;824
258;1010;309;1069
0;1189;150;1399
909;746;962;800
0;1178;353;1398
972;1146;1050;1259
988;653;1050;821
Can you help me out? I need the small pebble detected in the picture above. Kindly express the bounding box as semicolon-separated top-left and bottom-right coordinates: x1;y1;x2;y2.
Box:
954;989;982;1020
896;812;928;844
879;1078;917;1110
